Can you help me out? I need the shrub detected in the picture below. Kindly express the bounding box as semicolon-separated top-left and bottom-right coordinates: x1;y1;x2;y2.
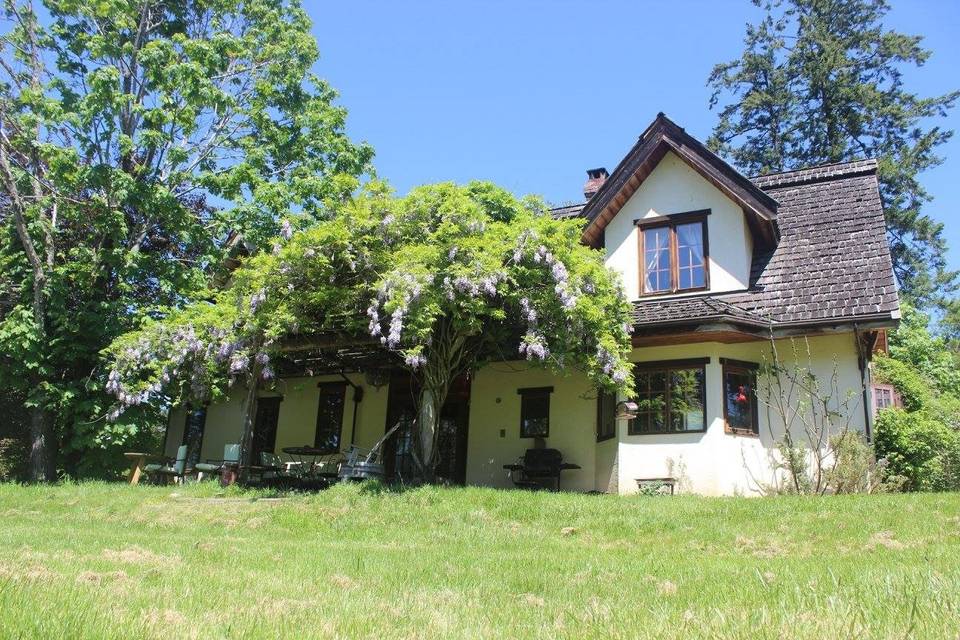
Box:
874;408;960;492
0;438;28;482
826;432;903;494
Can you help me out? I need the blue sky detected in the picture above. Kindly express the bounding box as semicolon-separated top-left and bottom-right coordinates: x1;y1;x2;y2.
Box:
310;0;960;269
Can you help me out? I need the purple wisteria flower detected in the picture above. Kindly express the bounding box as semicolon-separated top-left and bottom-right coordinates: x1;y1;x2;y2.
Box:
367;300;382;337
518;332;549;361
280;219;293;241
230;352;248;375
404;352;427;369
249;290;267;313
387;311;404;349
519;297;537;323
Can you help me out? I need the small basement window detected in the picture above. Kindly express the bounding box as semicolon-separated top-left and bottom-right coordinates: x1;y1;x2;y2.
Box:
518;387;552;438
721;359;759;436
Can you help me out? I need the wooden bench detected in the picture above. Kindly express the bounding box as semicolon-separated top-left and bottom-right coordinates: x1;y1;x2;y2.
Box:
635;477;677;495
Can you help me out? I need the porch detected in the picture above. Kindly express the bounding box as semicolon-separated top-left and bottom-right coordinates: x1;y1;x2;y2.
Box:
163;365;605;492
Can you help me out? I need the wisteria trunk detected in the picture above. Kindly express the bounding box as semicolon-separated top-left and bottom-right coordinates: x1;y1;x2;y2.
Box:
417;387;444;482
237;361;263;481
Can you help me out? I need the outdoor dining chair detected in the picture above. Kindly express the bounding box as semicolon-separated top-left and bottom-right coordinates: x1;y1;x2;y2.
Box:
194;444;240;481
143;445;189;484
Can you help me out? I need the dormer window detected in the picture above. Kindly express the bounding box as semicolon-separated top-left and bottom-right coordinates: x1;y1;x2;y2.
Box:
637;210;710;295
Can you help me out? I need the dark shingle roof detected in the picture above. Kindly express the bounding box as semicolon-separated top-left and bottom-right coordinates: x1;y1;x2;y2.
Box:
630;295;769;328
552;158;899;330
550;203;586;219
721;158;899;325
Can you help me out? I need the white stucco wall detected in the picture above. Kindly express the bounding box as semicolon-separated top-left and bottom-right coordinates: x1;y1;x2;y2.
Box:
465;363;599;492
604;151;754;299
617;333;866;495
165;373;389;463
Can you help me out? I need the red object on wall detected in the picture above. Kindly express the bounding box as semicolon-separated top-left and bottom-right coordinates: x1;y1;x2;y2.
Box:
735;385;748;404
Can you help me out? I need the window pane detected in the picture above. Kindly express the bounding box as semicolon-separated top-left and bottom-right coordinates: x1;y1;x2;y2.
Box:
669;369;705;431
643;228;671;292
521;393;550;437
631;366;705;434
676;223;705;290
875;387;892;410
315;386;346;452
630;369;667;433
183;408;207;466
724;369;756;432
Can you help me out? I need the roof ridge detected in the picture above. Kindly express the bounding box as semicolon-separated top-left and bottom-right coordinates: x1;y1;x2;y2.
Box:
549;202;586;211
751;159;878;189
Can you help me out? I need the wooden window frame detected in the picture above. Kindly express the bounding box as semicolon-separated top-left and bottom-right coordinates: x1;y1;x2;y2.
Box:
518;386;553;438
596;389;617;442
636;209;711;297
720;358;759;436
628;358;709;436
314;382;347;453
871;383;901;416
180;406;208;467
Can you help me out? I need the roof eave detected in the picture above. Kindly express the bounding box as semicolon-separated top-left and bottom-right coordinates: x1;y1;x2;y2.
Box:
579;113;779;248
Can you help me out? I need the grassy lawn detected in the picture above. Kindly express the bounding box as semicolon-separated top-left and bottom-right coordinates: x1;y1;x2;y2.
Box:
0;483;958;639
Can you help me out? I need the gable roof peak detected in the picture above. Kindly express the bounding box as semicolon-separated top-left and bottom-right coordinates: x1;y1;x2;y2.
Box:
580;113;780;248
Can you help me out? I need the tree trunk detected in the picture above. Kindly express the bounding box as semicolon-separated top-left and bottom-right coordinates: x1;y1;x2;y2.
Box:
28;402;56;482
237;360;263;483
417;388;440;481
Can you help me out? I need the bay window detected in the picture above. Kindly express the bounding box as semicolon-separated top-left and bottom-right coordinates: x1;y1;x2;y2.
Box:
628;359;707;435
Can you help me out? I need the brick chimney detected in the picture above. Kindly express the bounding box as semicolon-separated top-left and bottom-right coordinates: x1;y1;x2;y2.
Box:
583;167;609;199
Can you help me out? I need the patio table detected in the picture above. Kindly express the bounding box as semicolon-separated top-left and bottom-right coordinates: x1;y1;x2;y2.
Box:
123;452;162;485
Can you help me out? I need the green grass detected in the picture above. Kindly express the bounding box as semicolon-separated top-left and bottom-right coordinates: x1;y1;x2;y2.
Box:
0;483;958;639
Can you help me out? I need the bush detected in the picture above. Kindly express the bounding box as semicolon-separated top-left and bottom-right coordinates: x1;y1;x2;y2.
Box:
0;438;28;482
874;408;960;492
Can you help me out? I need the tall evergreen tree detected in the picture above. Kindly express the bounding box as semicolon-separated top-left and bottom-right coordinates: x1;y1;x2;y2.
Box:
708;0;958;306
0;0;373;480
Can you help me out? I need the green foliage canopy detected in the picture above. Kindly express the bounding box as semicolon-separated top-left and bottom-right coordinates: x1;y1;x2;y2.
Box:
873;304;960;490
106;182;635;471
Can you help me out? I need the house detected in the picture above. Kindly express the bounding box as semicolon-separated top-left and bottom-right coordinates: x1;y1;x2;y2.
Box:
163;114;899;495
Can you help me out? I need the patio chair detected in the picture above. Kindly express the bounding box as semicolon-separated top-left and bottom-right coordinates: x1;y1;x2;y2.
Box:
194;444;240;481
144;445;189;484
338;421;403;481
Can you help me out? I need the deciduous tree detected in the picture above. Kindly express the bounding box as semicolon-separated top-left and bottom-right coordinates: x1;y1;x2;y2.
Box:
0;0;372;480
